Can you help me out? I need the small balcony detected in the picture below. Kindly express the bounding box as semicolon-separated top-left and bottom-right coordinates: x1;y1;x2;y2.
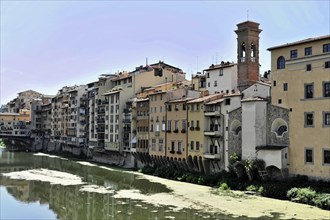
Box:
204;146;220;159
204;110;221;117
181;129;186;133
173;129;179;133
155;131;160;136
189;127;195;131
204;130;222;137
204;153;221;160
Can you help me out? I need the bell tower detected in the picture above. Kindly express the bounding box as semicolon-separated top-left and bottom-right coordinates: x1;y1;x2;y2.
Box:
235;21;262;92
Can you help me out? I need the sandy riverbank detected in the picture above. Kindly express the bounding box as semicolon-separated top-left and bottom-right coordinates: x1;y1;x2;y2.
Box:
27;153;330;219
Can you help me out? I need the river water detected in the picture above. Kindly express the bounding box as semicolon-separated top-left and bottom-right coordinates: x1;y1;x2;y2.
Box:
0;149;329;220
0;149;228;220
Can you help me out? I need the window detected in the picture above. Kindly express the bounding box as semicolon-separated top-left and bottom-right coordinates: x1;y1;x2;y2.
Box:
171;141;175;152
182;104;186;110
156;122;159;132
325;61;330;69
196;120;200;129
178;141;182;153
167;120;171;131
219;69;223;76
151;139;156;151
305;47;312;56
278;99;282;104
182;120;186;130
196;104;200;111
225;98;231;105
323;43;330;53
305;148;313;163
283;83;288;91
273;80;276;87
208;82;210;87
323;149;330;165
168;104;172;111
323;112;330;126
306;64;312;71
159;139;163;152
175;104;179;111
305;83;313;99
196;141;200;151
290;49;297;58
305;112;314;127
162;121;166;131
190;141;194;150
174;120;179;131
324;82;330;97
277;56;285;69
160;106;162;112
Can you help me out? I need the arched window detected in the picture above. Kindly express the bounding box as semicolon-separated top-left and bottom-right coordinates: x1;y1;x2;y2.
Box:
230;120;242;136
277;56;285;69
271;118;288;137
251;42;256;62
241;42;246;62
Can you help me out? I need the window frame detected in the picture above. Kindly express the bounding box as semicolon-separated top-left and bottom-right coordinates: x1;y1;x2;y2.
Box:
323;149;330;165
304;83;314;99
290;49;298;59
305;148;314;164
323;43;330;53
323;81;330;97
306;64;312;71
283;83;288;91
325;61;330;69
305;47;312;56
323;111;330;127
304;112;314;128
277;56;286;69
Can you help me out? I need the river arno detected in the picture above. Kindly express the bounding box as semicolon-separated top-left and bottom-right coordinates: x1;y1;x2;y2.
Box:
0;149;329;220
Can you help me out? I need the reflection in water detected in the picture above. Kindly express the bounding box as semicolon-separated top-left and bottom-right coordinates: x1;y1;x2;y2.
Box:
1;150;235;220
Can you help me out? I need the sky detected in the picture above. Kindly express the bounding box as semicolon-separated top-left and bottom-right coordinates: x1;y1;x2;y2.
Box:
1;0;329;105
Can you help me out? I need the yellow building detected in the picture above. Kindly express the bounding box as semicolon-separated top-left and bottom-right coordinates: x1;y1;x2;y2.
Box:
0;110;31;137
148;91;167;158
268;35;330;180
166;99;189;161
186;94;222;172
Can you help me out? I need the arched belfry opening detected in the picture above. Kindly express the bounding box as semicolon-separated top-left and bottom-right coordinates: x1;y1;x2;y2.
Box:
235;21;262;92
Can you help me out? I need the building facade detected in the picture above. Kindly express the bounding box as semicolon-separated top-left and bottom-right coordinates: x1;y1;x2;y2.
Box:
268;35;330;179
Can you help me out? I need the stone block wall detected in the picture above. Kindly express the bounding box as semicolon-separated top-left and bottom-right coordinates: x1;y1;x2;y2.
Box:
228;107;242;159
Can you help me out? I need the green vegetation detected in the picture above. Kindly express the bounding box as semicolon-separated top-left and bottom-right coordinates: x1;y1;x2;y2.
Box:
141;165;330;210
0;138;5;147
219;182;230;190
287;187;330;210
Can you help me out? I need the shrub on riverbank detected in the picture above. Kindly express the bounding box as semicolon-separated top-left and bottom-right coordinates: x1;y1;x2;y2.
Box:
140;165;330;210
287;187;330;210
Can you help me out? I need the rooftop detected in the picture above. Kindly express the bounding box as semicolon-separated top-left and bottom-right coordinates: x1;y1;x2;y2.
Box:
203;62;236;71
187;93;223;104
267;35;330;51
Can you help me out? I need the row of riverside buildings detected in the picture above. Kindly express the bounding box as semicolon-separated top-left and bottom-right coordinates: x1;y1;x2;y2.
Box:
1;21;329;180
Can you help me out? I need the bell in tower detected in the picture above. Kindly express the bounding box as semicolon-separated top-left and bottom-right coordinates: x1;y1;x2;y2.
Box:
235;21;262;92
